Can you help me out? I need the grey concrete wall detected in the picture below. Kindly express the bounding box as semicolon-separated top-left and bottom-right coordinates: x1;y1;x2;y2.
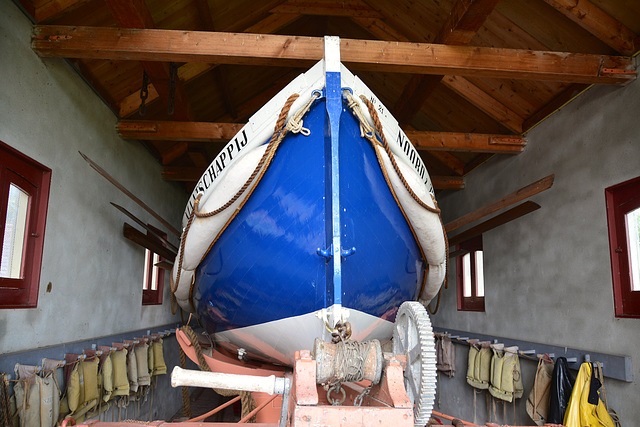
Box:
432;69;640;423
1;0;188;420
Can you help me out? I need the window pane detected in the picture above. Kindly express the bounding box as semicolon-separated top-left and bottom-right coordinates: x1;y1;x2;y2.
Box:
143;249;151;290
626;207;640;291
475;251;485;297
1;184;29;278
462;252;471;297
151;253;160;291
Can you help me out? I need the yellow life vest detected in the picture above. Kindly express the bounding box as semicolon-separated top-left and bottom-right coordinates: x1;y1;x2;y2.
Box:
135;343;151;386
127;346;139;393
466;342;492;389
152;339;167;376
111;349;130;397
489;345;523;402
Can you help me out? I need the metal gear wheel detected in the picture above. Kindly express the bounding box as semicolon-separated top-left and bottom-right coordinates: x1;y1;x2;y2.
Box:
392;301;437;427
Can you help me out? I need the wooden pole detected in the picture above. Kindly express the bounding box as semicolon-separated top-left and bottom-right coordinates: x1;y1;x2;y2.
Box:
79;151;181;237
111;202;179;252
445;174;554;233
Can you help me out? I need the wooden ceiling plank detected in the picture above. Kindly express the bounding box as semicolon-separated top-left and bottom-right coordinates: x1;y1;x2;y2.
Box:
427;151;466;176
430;176;465;190
118;120;244;142
404;130;525;153
105;0;194;122
448;201;541;246
351;17;410;42
117;13;302;118
160;142;189;165
541;0;639;55
522;83;591;133
435;0;501;45
444;174;555;232
270;0;383;18
194;0;215;30
393;0;501;124
32;27;636;85
35;0;91;23
442;75;524;133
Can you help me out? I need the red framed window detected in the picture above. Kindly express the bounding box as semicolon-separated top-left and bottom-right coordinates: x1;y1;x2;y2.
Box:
142;225;165;305
456;235;485;312
606;175;640;318
0;141;51;308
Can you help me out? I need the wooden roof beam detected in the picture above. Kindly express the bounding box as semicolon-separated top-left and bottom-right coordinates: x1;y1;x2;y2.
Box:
542;0;639;56
270;0;384;18
116;13;302;118
32;0;91;23
394;0;501;123
32;27;636;85
442;75;524;133
117;120;525;154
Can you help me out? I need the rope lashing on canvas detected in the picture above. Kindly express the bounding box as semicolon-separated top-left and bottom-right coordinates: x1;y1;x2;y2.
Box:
171;92;319;313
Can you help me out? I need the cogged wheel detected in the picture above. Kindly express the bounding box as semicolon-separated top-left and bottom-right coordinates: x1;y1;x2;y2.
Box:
393;301;437;427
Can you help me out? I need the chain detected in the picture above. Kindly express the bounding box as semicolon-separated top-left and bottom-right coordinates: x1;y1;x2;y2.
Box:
353;384;372;407
330;321;352;344
167;62;177;116
325;382;346;406
138;71;149;116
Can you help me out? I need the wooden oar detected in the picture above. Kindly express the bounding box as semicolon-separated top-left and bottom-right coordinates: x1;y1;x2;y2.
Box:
123;223;177;260
445;174;553;233
448;201;541;247
111;202;179;252
79;151;181;237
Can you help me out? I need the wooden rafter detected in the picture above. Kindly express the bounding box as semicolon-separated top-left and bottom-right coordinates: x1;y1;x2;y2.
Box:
442;75;524;133
404;130;525;153
393;0;502;124
542;0;639;55
270;0;384;18
117;121;244;142
32;0;91;23
427;151;466;176
116;13;302;118
104;0;194;122
117;120;525;154
32;27;636;85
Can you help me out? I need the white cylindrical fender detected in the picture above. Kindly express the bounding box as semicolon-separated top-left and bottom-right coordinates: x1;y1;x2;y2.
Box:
170;366;287;395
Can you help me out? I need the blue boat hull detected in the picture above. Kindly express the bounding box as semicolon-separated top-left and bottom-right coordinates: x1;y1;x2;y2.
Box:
193;99;426;335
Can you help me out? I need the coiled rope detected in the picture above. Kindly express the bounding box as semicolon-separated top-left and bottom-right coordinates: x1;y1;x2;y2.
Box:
334;339;372;383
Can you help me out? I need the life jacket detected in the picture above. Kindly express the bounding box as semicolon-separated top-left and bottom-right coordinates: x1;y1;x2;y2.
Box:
127;346;139;393
12;364;39;427
135;343;151;386
41;358;63;426
111;348;130;397
151;339;167;376
436;335;455;377
101;352;114;402
466;342;491;389
488;345;523;402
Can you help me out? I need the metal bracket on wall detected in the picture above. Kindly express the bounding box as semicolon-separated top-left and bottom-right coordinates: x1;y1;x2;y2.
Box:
433;327;633;382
